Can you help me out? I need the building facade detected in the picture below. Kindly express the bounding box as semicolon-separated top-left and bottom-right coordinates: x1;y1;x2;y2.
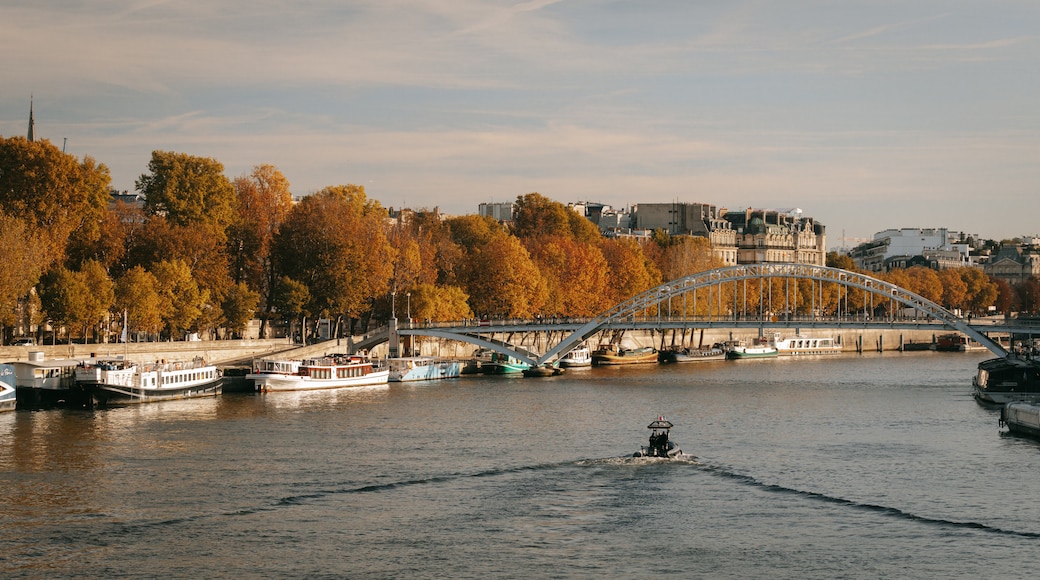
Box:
850;228;973;272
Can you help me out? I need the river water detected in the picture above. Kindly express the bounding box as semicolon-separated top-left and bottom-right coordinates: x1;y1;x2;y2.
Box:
2;350;1038;578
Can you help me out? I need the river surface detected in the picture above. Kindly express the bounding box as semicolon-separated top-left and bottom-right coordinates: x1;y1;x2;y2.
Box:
2;350;1039;578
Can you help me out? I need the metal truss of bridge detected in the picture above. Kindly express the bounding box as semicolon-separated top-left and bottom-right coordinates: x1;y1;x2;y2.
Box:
392;264;1010;367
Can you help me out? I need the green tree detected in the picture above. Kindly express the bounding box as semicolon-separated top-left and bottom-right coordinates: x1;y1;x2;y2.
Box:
79;260;114;342
152;259;205;339
222;281;260;338
114;266;164;337
270;276;311;342
136;150;236;234
38;267;88;343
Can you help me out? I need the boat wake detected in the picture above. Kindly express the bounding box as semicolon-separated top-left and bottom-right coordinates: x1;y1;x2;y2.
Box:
697;462;1040;539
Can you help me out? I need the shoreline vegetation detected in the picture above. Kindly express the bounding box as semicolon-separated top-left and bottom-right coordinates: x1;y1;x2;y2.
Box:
1;138;1029;349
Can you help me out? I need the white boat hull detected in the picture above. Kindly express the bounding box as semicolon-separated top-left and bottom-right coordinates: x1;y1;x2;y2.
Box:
248;370;390;392
388;358;462;382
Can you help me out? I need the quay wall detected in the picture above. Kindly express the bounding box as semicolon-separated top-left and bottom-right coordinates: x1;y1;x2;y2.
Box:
0;338;320;367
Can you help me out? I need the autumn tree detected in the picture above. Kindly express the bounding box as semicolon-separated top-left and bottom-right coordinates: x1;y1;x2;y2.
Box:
525;235;611;316
993;278;1016;313
272;186;394;335
228;165;293;337
462;234;547;318
0;136;111;266
656;236;720;282
1017;277;1040;313
959;268;998;315
0;212;49;336
826;252;858;271
938;268;968;312
408;283;473;322
903;266;943;304
512;193;600;243
598;237;660;307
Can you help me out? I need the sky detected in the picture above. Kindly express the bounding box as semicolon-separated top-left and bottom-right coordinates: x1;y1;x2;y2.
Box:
3;0;1038;243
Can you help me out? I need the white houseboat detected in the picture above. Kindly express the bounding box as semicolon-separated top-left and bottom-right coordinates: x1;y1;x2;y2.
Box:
75;357;221;406
247;354;389;392
12;352;89;408
771;333;842;355
559;345;592;368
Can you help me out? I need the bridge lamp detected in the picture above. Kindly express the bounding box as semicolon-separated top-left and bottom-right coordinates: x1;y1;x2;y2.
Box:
407;292;411;324
391;291;397;320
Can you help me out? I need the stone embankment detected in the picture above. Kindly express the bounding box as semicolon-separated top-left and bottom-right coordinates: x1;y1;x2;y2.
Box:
0;338;347;368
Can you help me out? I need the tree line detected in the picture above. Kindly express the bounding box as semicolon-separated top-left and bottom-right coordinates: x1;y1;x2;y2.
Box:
0;136;1032;345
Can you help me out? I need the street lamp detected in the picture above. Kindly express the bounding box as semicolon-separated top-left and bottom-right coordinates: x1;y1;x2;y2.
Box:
391;290;397;320
406;292;411;327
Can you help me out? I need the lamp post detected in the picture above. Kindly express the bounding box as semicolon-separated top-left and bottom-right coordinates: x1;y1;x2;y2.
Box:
406;292;411;327
391;291;397;320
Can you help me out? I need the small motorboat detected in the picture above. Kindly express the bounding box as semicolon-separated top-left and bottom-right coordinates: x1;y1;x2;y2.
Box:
633;416;683;458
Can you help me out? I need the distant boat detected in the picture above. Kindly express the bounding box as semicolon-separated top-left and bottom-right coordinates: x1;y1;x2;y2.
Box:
12;353;88;408
388;357;461;382
592;345;658;366
633;416;683;458
973;356;1040;405
482;352;530;375
76;357;221;406
900;341;936;352
725;339;778;360
770;333;842;356
658;346;726;363
559;345;592;368
247;354;389;392
462;348;495;374
937;333;988;352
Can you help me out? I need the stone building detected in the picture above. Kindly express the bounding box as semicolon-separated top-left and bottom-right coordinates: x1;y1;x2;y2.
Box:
722;208;826;266
983;245;1040;285
629;203;823;266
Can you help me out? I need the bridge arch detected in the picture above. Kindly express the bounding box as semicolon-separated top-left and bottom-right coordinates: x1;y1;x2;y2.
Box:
536;264;1006;365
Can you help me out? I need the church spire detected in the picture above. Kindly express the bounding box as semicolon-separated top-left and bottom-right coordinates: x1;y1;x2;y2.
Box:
27;96;35;142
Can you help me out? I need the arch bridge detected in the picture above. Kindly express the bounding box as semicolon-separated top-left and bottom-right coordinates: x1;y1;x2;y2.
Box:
393;264;1008;367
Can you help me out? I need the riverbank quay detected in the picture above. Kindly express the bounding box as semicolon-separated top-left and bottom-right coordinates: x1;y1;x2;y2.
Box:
0;338;318;368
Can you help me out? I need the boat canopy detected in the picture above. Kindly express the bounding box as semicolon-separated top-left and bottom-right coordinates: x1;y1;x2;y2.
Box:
647;418;673;430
